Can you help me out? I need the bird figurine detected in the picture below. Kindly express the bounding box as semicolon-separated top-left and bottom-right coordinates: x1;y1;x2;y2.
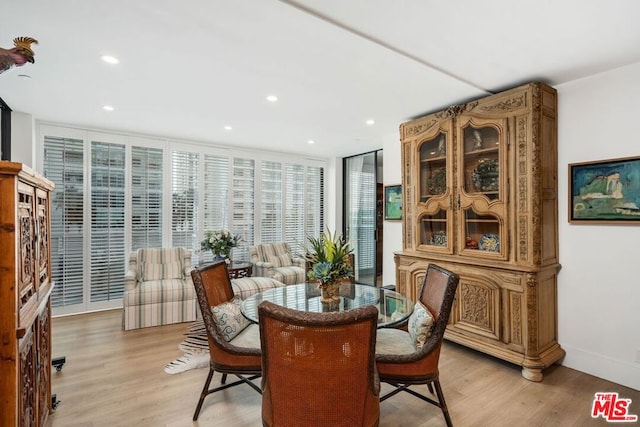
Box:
0;37;38;74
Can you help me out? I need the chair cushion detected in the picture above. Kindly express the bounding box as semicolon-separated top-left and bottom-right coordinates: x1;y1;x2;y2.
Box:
272;266;306;286
123;279;194;305
231;277;285;299
141;261;184;281
408;301;435;349
230;323;260;349
266;253;292;267
211;296;250;342
256;242;289;260
137;248;185;281
376;328;416;355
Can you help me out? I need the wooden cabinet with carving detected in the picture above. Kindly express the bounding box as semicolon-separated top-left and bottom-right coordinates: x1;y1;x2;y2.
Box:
0;161;54;426
396;82;564;381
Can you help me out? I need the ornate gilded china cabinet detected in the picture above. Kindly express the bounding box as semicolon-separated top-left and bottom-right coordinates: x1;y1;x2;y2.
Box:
395;82;564;381
0;161;55;426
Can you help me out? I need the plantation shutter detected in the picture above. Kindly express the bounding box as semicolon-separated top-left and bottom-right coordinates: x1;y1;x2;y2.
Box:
284;163;305;255
350;168;376;273
90;141;126;302
305;166;324;243
41;124;326;314
232;158;254;261
202;154;230;263
43;136;85;308
260;160;282;244
131;146;163;250
172;150;200;255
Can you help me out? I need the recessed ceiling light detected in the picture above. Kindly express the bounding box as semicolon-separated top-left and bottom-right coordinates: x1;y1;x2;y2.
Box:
224;125;233;131
266;95;278;102
365;119;375;126
101;55;119;65
307;140;315;145
103;105;114;112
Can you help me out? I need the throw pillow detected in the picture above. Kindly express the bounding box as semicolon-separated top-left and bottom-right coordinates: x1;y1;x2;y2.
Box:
408;301;435;349
141;261;183;281
211;296;250;342
266;253;291;268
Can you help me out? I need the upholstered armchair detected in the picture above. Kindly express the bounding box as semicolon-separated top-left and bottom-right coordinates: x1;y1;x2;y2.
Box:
248;243;306;285
122;247;198;330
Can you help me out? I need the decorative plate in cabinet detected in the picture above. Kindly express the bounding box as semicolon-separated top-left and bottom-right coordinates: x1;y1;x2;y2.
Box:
428;168;446;195
479;233;500;252
429;230;447;246
472;158;499;192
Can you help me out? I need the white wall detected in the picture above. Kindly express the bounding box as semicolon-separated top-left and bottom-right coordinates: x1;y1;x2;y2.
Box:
557;62;640;390
382;130;403;287
324;157;342;234
10;111;36;167
382;64;640;389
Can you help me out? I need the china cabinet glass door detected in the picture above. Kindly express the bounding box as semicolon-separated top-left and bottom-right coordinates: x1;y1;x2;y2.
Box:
457;116;508;258
416;124;453;253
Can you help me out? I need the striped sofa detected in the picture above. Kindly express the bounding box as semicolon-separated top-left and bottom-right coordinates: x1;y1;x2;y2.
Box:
123;247;198;330
249;242;306;285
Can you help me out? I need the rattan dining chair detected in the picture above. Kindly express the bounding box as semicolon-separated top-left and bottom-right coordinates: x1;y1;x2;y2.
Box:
375;263;460;427
258;300;380;427
190;260;262;421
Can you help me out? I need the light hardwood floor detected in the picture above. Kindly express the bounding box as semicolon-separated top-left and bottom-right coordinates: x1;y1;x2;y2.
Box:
50;310;638;427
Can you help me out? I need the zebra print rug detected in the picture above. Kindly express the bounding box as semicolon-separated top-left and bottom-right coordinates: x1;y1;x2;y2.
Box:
164;320;209;374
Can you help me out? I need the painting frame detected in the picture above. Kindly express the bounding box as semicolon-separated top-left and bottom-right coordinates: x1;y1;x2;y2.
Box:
384;184;403;221
569;155;640;224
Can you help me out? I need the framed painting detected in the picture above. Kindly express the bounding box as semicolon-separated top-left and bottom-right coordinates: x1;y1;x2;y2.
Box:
569;155;640;224
384;184;402;221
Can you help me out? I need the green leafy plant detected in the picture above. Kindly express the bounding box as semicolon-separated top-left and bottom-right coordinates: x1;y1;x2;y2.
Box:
306;229;353;285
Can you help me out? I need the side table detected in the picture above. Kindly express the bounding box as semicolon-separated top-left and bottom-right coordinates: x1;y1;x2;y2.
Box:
227;261;253;279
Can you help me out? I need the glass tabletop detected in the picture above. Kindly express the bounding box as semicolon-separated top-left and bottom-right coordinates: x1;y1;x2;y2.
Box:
241;283;414;328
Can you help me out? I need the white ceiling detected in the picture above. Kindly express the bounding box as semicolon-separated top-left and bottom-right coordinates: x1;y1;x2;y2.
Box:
1;0;639;158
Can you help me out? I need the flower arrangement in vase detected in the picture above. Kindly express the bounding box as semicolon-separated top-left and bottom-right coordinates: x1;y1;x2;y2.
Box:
306;230;353;302
201;230;243;262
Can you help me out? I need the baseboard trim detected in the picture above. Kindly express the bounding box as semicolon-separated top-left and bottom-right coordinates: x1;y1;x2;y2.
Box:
560;343;639;391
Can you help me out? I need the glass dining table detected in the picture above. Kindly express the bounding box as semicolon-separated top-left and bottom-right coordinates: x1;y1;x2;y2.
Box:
240;282;414;328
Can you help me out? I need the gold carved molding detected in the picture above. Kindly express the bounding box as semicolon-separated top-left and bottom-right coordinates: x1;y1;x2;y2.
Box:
460;283;490;329
530;86;543;265
526;275;539;353
518;216;528;261
479;94;525;112
402;119;438;139
511;293;522;345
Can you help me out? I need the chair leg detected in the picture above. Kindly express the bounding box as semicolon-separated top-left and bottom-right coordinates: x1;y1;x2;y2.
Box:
193;369;262;420
380;379;453;426
432;379;453;427
221;373;227;384
193;367;215;421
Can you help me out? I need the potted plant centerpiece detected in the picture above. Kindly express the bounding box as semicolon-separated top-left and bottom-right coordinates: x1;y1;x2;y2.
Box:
306;230;353;302
201;230;242;262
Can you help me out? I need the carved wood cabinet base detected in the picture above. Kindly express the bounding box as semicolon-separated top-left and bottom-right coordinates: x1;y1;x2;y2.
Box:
396;254;565;381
